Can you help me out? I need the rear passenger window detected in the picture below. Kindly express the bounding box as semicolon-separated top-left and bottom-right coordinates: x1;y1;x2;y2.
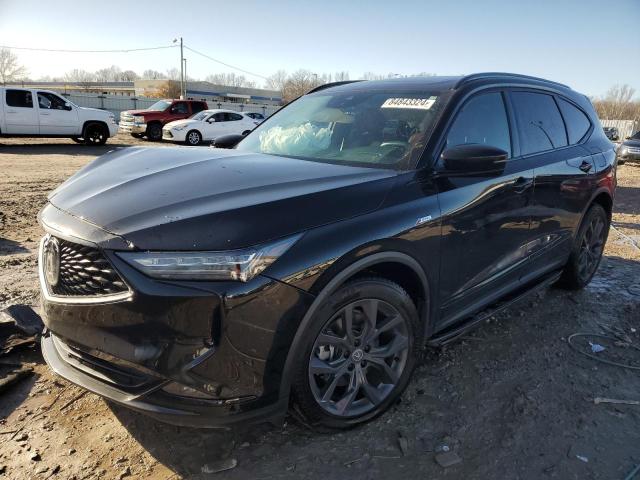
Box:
557;98;591;144
6;89;33;108
511;92;568;155
227;113;244;121
446;92;512;157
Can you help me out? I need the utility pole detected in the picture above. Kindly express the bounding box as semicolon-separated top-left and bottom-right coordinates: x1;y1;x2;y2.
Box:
183;58;187;98
179;37;184;99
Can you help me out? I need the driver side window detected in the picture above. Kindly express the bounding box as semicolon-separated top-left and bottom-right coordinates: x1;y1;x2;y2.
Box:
446;92;512;158
171;102;189;114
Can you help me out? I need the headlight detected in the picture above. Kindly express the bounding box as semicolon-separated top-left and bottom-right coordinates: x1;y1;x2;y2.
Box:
172;124;188;131
116;234;301;282
133;116;145;124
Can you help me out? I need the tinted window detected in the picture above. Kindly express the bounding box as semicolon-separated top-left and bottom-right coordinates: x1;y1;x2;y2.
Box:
6;89;33;108
511;92;568;155
171;102;189;114
212;112;227;122
192;102;206;113
557;98;591;144
446;92;511;157
37;92;68;110
227;113;244;121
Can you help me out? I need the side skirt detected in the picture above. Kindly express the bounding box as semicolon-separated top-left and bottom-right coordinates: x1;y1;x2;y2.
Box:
427;269;562;347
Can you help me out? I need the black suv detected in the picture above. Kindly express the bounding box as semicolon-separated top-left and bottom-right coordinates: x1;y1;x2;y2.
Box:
39;73;616;430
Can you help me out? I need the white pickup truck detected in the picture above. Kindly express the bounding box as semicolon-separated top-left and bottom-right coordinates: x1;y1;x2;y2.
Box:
0;87;118;145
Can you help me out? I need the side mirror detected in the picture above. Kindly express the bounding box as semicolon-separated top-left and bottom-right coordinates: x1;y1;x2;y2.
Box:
211;134;245;149
441;144;508;173
64;102;72;111
207;118;215;123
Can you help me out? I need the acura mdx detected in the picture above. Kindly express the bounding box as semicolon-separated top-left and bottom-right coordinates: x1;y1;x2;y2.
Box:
39;73;616;430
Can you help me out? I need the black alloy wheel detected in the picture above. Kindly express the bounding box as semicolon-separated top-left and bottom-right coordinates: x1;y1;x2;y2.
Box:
292;278;419;429
558;203;609;290
83;124;107;145
308;298;409;417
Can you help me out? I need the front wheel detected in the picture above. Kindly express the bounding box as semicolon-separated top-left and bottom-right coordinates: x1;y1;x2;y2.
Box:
185;130;202;146
146;123;162;141
291;278;420;430
557;203;609;290
83;124;107;145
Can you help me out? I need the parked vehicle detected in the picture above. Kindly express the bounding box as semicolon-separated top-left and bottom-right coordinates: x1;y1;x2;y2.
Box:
0;87;118;145
616;130;640;164
243;112;266;122
39;73;615;430
603;126;620;141
119;99;208;141
162;109;258;145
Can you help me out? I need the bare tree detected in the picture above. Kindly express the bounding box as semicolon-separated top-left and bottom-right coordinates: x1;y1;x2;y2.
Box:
595;84;637;121
334;71;350;82
142;69;165;80
0;48;27;84
95;65;122;82
205;72;256;88
121;70;139;81
265;69;288;93
282;69;322;103
165;68;181;81
63;69;95;90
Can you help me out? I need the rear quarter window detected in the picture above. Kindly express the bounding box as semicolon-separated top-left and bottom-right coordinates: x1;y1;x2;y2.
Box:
511;91;568;155
557;98;591;144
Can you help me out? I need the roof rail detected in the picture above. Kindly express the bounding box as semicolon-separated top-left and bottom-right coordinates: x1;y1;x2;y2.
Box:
307;80;364;94
454;72;570;90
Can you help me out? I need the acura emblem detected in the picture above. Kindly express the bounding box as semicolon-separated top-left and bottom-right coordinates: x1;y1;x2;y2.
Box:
43;236;61;287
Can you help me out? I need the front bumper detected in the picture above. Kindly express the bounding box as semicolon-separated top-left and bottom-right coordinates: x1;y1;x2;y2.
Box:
119;121;147;134
38;210;315;427
162;128;185;142
617;149;640;163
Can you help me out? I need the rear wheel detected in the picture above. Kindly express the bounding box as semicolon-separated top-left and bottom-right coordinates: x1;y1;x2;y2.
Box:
558;204;609;290
146;123;162;141
291;278;419;430
83;124;107;145
185;130;202;146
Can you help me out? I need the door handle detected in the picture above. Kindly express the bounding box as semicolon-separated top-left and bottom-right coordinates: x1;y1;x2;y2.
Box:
40;112;50;116
510;176;533;194
579;160;592;173
6;110;17;114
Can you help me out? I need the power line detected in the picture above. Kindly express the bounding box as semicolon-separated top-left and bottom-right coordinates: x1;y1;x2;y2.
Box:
183;45;268;80
0;44;177;53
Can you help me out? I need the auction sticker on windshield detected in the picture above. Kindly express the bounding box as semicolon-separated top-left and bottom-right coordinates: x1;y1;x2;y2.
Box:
381;96;437;110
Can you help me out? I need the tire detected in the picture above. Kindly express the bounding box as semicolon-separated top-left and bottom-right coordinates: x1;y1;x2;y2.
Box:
70;137;84;144
291;277;420;430
557;203;609;290
185;130;202;146
146;123;162;141
83;124;107;146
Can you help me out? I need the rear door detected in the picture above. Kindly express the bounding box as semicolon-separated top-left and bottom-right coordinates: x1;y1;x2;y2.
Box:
436;90;535;326
36;91;79;135
4;89;38;134
508;90;596;276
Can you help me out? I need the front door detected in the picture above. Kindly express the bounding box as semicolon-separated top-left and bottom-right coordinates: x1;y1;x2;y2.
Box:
4;89;38;134
37;91;79;135
435;90;535;327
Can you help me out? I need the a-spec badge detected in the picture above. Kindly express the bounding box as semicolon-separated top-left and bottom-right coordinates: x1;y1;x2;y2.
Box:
43;236;61;287
416;215;432;226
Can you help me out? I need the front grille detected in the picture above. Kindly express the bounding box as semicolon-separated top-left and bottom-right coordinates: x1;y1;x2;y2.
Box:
627;147;640;154
120;112;133;123
51;239;128;297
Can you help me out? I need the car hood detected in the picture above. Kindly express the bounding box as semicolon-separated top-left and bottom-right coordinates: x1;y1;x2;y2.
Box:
124;109;153;116
622;139;640;148
47;147;397;250
165;119;198;128
78;106;112;117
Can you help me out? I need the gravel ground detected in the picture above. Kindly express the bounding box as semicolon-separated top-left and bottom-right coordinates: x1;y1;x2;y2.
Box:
0;134;639;480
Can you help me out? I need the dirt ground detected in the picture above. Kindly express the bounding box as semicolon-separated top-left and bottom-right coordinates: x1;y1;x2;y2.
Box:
0;134;639;480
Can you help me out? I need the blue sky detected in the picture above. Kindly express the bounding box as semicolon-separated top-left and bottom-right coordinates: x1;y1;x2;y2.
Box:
0;0;638;97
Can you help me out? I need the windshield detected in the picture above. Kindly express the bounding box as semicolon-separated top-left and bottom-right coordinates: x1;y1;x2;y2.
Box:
191;111;210;121
147;100;171;111
236;90;443;169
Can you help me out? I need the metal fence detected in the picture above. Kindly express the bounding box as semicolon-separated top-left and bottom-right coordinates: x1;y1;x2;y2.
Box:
601;119;638;140
60;93;281;122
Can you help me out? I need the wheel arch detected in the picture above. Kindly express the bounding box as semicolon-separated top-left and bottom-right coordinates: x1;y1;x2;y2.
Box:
278;251;431;401
590;190;613;221
82;120;110;139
